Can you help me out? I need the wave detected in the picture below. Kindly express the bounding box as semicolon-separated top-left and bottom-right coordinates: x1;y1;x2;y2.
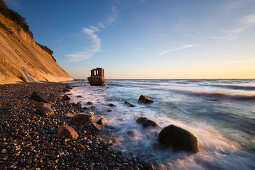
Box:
204;84;255;91
143;86;255;100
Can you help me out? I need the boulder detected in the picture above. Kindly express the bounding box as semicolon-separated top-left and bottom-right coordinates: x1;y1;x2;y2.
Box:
62;88;70;93
158;124;199;153
124;101;135;107
96;118;106;125
58;124;78;140
74;112;95;124
138;95;153;104
108;103;115;107
89;123;101;131
30;91;47;102
62;95;71;101
87;102;93;105
136;117;158;128
37;107;55;116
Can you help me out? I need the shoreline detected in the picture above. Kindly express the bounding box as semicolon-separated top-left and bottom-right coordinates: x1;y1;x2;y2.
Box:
0;82;152;169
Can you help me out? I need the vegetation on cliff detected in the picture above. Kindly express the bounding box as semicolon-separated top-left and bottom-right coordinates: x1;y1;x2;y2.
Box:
0;0;56;61
0;0;33;38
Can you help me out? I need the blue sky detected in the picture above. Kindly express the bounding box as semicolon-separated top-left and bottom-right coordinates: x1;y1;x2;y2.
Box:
6;0;255;79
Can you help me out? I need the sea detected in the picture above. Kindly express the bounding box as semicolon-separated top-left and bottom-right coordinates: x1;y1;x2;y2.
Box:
68;79;255;169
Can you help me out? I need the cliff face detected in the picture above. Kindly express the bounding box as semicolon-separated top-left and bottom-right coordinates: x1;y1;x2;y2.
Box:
0;14;73;84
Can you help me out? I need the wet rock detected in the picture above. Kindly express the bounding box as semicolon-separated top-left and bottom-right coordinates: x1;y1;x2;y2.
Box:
62;88;70;93
124;101;135;107
136;117;159;128
74;112;95;124
108;103;115;107
127;129;138;137
58;124;78;140
36;107;55;116
138;95;153;104
89;123;101;131
96;118;106;125
73;102;82;109
158;124;199;153
65;85;73;89
62;95;71;101
107;110;112;112
65;113;74;117
76;95;82;98
87;102;93;105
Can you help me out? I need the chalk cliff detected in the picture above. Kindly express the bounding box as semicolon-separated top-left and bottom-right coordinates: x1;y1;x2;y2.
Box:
0;13;73;84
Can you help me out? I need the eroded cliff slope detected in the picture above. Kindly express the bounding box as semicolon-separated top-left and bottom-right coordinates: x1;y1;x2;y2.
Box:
0;14;73;84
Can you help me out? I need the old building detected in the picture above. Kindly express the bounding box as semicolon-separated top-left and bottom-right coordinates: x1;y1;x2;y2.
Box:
87;68;105;86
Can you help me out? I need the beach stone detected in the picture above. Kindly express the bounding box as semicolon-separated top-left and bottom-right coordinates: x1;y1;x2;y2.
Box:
73;102;82;109
66;85;73;89
158;124;199;153
62;88;70;93
96;118;106;125
138;95;153;104
65;113;74;117
74;112;95;124
37;107;55;116
62;95;71;101
124;101;135;107
108;103;116;107
58;124;78;140
127;129;138;137
87;102;93;105
30;91;47;102
136;117;158;128
89;123;101;131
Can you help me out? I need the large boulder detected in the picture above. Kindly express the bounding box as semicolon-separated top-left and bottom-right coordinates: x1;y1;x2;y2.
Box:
136;117;159;128
138;95;153;104
58;124;78;140
74;112;95;124
30;91;48;102
158;124;199;153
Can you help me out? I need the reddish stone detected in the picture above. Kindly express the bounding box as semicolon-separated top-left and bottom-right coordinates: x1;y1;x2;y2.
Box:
58;124;79;140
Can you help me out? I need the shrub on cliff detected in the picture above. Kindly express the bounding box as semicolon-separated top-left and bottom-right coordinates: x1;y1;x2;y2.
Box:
0;0;33;38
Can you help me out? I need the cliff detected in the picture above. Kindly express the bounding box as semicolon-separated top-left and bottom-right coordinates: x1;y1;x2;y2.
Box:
0;13;73;84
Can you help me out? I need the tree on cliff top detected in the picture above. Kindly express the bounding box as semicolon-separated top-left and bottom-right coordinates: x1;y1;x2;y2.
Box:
0;0;33;38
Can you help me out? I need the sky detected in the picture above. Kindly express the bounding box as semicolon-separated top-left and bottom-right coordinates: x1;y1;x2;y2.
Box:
5;0;255;79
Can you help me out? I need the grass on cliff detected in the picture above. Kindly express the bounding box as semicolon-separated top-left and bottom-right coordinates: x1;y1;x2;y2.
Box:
0;0;33;38
0;21;13;34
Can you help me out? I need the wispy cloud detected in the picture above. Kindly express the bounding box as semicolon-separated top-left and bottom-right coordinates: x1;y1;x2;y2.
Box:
66;27;101;61
66;5;120;61
158;44;199;56
212;13;255;40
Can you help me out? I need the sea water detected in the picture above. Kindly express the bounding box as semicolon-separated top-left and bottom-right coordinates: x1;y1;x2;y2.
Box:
68;79;255;169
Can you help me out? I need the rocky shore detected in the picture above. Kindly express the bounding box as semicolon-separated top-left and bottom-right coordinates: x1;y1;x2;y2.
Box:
0;82;152;169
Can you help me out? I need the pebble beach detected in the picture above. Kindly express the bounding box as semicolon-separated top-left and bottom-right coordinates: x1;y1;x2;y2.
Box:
0;82;152;169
